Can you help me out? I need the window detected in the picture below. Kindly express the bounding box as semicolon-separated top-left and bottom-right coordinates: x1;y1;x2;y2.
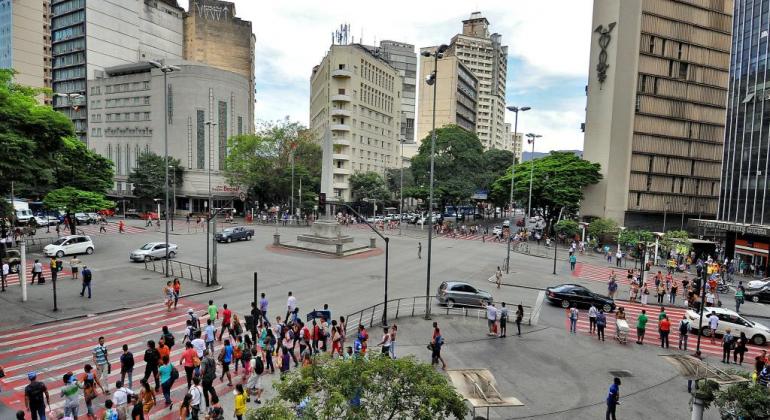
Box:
679;62;688;79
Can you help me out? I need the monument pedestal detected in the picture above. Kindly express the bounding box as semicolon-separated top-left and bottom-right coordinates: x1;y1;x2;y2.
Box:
277;218;372;257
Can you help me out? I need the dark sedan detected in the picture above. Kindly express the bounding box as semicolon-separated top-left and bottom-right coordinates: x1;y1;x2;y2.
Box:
744;286;770;303
546;284;615;312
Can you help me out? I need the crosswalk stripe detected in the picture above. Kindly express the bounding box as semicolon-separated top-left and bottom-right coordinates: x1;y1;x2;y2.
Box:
0;305;154;340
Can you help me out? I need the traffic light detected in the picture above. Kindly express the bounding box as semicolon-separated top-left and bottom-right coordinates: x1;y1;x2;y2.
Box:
319;193;326;207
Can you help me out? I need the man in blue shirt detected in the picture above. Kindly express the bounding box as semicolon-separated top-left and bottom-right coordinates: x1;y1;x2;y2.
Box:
204;319;216;354
606;377;621;420
219;339;233;386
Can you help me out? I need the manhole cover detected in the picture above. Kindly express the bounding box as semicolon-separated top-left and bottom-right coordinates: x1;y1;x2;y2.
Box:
609;370;633;377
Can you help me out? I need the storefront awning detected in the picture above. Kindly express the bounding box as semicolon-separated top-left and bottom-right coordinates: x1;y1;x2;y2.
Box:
691;219;770;236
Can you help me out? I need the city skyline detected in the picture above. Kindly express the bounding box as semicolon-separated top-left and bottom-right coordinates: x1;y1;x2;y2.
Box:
178;0;593;153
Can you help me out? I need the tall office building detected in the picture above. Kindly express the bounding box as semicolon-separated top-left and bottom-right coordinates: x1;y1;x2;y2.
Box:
364;40;417;142
416;51;478;142
309;43;402;202
51;0;185;140
580;0;732;229
505;123;523;162
0;0;51;96
707;0;770;273
436;12;508;150
184;0;255;133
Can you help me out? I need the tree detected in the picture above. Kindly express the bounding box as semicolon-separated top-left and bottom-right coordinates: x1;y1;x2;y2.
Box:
127;152;184;204
481;148;514;192
248;355;467;420
349;172;390;203
554;220;579;238
660;230;691;256
714;379;770;418
618;229;654;248
586;217;619;245
489;152;602;221
43;187;114;213
385;167;414;196
53;137;114;194
410;125;485;206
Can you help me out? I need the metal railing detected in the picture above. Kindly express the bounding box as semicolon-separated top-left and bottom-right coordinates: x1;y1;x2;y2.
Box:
343;295;534;337
143;259;209;284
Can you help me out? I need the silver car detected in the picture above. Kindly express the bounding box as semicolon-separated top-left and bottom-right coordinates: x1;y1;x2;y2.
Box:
130;242;178;262
437;281;493;308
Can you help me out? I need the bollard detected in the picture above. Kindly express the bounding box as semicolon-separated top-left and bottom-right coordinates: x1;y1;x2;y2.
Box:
336;243;343;256
273;233;280;246
370;237;376;248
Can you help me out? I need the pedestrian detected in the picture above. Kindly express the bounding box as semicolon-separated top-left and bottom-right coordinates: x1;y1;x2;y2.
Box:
430;322;446;370
178;394;192;420
190;376;203;419
596;309;606;341
656;282;665;304
640;282;649;305
608;277;618;299
264;330;276;374
111;380;135;420
233;384;247;420
615;250;622;267
568;305;578;334
142;340;160;392
286;291;297;323
218;339;233;386
636;309;648;345
160;325;175;351
669;280;678;304
218;304;233;341
69;256;81;280
258;292;269;325
735;285;745;313
376;327;392;356
200;350;218;408
120;344;135;389
246;351;264;404
24;372;49;420
205;395;224;420
499;302;509;337
734;332;748;365
588;303;598;335
495;266;502;288
722;328;734;364
569;253;577;271
139;380;155;416
129;394;143;420
163;281;174;312
486;302;497;336
172;278;181;309
80;266;92;298
708;311;719;344
1;259;8;290
515;304;524;336
82;364;105;420
180;342;197;389
158;355;174;407
418;242;422;259
103;400;118;420
204;319;216;354
92;336;110;393
389;324;398;358
606;377;621;420
118;220;125;234
678;315;690;350
659;315;670;348
31;259;42;285
60;372;81;419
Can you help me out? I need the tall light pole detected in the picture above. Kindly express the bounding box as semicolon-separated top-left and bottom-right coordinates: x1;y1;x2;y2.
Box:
169;165;176;231
204;121;217;287
504;105;530;273
421;44;449;319
399;137;405;236
662;200;670;233
290;147;295;221
149;60;180;277
525;133;542;224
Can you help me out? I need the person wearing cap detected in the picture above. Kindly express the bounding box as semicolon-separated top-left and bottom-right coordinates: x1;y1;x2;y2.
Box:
24;371;50;420
605;377;621;420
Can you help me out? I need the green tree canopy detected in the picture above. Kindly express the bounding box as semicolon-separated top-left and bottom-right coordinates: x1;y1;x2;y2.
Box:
43;187;114;213
248;354;466;420
555;220;579;237
349;172;389;203
127;152;184;203
53;137;114;194
489;152;601;219
410;125;485;206
481;148;515;190
618;229;655;247
660;230;691;255
586;217;619;244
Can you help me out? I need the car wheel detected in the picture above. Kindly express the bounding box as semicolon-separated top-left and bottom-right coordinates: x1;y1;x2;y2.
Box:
446;299;455;308
560;300;570;308
247;235;252;241
226;237;232;243
144;255;152;262
56;250;64;258
168;251;176;259
701;327;713;337
602;303;612;312
752;334;767;346
752;296;760;303
85;247;94;255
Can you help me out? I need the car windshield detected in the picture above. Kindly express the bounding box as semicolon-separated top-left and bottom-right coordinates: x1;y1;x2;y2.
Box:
223;228;234;233
52;238;67;245
140;243;155;250
552;285;580;293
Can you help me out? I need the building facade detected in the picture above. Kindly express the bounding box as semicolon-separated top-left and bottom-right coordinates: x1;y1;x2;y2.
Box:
51;0;185;140
87;60;249;212
309;43;402;202
505;123;523;161
184;0;255;133
364;40;417;143
580;0;732;229
416;52;478;142
0;0;51;96
440;12;508;150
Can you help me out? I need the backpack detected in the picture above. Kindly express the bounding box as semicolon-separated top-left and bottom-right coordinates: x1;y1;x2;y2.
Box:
170;365;179;382
26;382;45;406
679;320;689;334
189;314;200;330
163;333;175;348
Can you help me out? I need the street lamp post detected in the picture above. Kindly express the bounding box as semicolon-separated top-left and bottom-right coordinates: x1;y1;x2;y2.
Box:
169;165;176;232
504;105;530;273
149;61;180;277
399;137;405;236
421;44;449;319
204;121;218;286
525;133;542;224
662;201;670;233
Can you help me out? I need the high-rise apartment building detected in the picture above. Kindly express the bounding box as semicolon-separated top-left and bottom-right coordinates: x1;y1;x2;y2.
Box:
580;0;732;229
439;12;508;150
51;0;185;140
505;123;523;162
0;0;51;96
416;51;478;142
364;40;417;142
310;43;402;202
184;0;255;133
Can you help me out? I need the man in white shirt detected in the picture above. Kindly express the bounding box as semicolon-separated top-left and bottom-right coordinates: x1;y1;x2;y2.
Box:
111;380;135;419
190;376;203;418
191;332;206;358
1;260;8;290
708;312;719;344
588;304;598;335
286;291;297;321
31;259;43;284
486;303;497;336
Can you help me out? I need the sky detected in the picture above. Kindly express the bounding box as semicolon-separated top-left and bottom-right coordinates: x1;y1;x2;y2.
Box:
180;0;593;153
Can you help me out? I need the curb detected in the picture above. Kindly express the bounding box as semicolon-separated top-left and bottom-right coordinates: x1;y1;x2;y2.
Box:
30;285;224;327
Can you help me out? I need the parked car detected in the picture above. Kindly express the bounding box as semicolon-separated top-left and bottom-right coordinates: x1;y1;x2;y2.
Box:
686;307;770;346
215;226;254;243
86;212;101;223
130;242;178;262
44;235;95;258
545;284;615;313
743;285;770;304
73;213;92;225
33;216;58;226
437;281;493;308
748;278;770;289
492;226;503;236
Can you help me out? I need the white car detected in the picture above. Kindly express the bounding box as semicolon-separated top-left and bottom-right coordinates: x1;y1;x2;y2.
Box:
130;242;178;262
686;307;770;346
492;226;503;236
748;278;770;289
33;216;58;226
44;235;94;257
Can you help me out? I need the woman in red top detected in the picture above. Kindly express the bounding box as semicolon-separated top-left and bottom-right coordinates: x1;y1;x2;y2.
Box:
172;279;181;310
659;316;671;349
179;342;197;388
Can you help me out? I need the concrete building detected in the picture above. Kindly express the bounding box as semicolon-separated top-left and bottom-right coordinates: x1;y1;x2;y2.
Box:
416;52;478;142
309;43;402;202
364;40;417;143
87;60;249;212
184;0;255;133
505;123;523;162
0;0;51;96
580;0;732;229
434;12;508;150
51;0;185;140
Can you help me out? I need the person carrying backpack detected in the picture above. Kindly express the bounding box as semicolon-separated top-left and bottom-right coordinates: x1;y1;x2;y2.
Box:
678;315;690;350
596;309;607;341
24;372;49;420
160;326;175;350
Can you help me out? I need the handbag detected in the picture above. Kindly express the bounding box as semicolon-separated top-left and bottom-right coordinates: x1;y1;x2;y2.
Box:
427;343;434;351
192;355;201;367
